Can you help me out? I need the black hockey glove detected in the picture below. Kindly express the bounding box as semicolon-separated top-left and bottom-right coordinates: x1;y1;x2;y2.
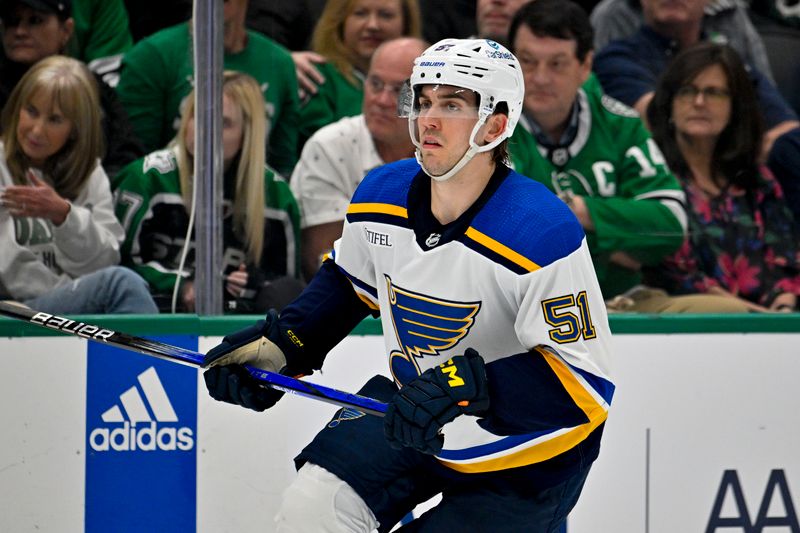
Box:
203;365;283;412
384;348;489;455
202;310;289;412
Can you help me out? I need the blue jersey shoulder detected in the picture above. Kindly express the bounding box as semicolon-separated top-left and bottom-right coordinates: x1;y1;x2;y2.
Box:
350;158;419;207
470;170;585;270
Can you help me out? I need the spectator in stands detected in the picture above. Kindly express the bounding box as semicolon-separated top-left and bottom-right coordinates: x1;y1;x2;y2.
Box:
592;0;799;160
508;0;687;300
113;72;302;314
245;0;324;51
123;0;325;51
590;0;774;81
115;0;300;177
642;43;800;312
291;37;426;280
0;56;156;314
593;0;800;219
66;0;133;85
0;0;144;177
476;0;531;47
292;0;421;149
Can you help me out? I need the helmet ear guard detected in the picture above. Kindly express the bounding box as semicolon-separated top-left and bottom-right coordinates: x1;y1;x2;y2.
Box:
403;39;525;181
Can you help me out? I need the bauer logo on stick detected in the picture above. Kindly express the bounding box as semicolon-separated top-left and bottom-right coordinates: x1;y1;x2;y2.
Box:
31;311;115;341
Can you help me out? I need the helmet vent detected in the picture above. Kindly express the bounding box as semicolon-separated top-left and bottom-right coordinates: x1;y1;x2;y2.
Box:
453;62;488;78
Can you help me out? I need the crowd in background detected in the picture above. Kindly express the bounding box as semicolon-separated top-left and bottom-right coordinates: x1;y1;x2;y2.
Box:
0;0;798;315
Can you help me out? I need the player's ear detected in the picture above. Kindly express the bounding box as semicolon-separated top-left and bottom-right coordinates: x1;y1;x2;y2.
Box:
482;113;508;145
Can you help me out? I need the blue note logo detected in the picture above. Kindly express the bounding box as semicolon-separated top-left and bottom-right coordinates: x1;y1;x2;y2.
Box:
89;367;194;452
328;407;365;428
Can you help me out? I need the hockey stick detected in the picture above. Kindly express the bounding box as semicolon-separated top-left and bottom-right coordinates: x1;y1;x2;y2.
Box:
0;301;388;416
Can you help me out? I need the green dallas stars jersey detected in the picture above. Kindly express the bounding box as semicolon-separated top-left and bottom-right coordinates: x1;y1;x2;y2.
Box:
113;148;301;312
509;87;687;298
115;22;300;177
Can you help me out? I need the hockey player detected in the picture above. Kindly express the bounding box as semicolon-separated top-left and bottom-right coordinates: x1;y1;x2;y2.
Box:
203;38;614;532
508;0;687;300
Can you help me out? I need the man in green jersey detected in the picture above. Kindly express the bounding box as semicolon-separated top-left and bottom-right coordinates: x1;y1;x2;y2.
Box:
115;0;299;177
508;0;687;299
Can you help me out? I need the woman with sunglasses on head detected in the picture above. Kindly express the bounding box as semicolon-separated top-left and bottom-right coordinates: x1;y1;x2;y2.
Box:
644;42;800;312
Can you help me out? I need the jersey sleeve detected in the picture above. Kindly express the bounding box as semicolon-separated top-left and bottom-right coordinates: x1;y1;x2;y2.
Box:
474;235;614;443
50;164;125;277
593;39;656;107
583;123;687;265
435;187;615;475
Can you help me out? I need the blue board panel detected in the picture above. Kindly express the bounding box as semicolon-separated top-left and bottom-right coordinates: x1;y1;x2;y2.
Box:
86;335;198;532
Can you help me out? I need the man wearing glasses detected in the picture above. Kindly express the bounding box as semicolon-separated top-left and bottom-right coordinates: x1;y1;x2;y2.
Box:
291;37;428;280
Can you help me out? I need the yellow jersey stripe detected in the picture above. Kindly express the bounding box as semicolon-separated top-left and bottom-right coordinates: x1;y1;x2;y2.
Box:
347;203;408;218
355;291;380;311
464;227;541;273
438;348;605;473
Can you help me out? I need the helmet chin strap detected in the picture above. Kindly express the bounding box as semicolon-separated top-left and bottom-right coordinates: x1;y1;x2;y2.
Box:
416;116;502;182
416;144;478;182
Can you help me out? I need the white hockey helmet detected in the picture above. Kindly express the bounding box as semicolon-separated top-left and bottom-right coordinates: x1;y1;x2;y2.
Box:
399;38;525;181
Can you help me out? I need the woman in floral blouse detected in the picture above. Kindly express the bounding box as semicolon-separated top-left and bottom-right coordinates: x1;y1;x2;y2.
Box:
645;42;800;312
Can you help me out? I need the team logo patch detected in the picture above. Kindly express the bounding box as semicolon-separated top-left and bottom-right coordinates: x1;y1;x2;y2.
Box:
385;275;481;385
327;407;366;428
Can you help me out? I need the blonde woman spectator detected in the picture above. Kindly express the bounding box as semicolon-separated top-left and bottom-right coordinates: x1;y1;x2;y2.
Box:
0;55;156;314
114;72;302;313
294;0;421;149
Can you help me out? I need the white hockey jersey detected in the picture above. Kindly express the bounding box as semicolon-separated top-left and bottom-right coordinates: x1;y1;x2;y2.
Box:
332;158;615;474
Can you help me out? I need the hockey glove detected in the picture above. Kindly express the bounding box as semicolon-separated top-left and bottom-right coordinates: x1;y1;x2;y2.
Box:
203;310;288;412
384;348;489;455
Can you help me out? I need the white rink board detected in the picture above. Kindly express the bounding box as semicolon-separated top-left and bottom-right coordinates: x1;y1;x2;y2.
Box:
1;333;798;532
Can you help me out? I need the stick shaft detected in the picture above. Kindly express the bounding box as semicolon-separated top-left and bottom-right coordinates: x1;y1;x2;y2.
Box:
0;302;387;416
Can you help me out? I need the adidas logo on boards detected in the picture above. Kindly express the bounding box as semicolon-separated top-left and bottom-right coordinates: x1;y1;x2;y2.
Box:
89;367;195;452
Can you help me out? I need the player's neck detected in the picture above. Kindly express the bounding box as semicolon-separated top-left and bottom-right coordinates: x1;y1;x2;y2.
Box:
429;156;495;225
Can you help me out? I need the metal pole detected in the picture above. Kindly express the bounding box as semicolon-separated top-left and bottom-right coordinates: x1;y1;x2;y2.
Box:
192;0;224;315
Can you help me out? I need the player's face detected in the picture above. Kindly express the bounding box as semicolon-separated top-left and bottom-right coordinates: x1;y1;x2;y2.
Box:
640;0;708;27
415;85;482;176
16;89;73;167
184;94;245;170
343;0;404;68
671;64;731;142
476;0;531;44
1;5;72;65
514;25;592;124
363;46;417;147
